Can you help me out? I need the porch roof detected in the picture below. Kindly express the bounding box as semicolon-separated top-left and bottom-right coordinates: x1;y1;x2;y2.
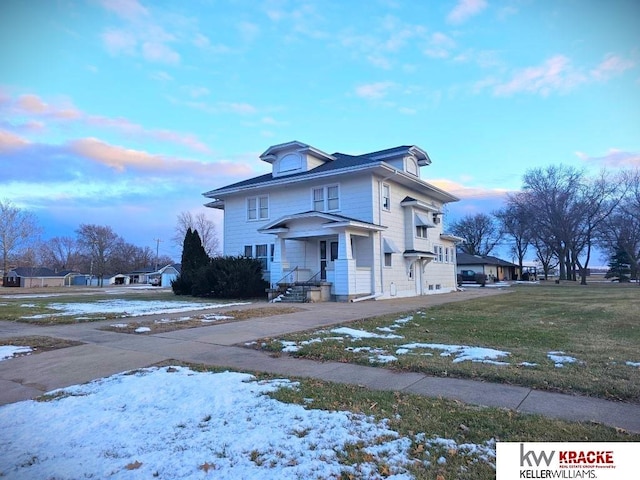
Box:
258;211;386;236
403;249;436;259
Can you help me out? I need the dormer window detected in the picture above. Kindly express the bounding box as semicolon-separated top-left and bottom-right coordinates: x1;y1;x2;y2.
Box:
279;153;301;173
406;157;418;176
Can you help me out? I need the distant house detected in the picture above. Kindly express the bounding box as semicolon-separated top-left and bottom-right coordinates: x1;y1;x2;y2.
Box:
203;140;461;301
3;268;78;288
149;264;181;287
129;268;156;284
456;253;519;282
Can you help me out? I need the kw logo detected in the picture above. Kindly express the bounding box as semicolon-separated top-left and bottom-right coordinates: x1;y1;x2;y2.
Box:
520;444;555;467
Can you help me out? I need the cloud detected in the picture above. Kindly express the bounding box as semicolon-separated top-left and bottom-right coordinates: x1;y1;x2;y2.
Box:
480;52;636;97
102;28;137;56
447;0;488;24
181;85;210;99
354;82;395;99
237;21;260;42
4;91;210;153
142;41;181;64
576;149;640;168
15;94;81;119
98;0;148;20
218;102;258;115
0;129;30;152
337;16;427;69
591;53;636;81
424;32;456;59
430;179;512;200
492;55;587;97
67;138;240;177
97;3;181;65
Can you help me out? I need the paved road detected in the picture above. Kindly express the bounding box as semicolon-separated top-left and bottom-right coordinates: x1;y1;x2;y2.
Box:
1;288;639;433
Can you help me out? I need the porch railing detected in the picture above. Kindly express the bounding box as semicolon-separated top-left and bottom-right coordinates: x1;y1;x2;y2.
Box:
274;266;299;286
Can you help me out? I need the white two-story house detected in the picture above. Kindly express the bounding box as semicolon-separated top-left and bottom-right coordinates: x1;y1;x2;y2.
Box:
203;141;461;301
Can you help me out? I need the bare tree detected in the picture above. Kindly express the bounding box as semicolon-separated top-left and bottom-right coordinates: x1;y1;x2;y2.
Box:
0;200;42;276
172;211;220;257
516;165;584;280
495;196;531;276
571;170;622;284
76;224;121;287
449;213;503;256
597;169;640;282
39;236;82;272
513;165;620;283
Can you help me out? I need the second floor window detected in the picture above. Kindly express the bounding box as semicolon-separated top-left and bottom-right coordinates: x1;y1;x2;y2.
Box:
416;225;429;238
382;184;391;211
247;195;268;220
312;185;339;211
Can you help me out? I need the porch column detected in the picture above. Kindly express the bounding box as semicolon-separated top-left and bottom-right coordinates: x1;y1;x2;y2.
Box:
334;231;356;301
270;236;289;287
372;231;382;295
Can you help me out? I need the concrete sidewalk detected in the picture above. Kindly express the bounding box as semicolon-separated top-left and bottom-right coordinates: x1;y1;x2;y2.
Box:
1;289;639;433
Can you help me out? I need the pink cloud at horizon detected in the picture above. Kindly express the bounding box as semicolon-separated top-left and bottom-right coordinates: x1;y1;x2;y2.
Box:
2;90;211;154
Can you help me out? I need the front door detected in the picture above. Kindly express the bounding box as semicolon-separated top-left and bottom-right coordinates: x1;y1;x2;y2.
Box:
319;240;338;280
320;241;327;280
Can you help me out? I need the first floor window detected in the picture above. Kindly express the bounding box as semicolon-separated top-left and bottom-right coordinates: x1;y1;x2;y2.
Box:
256;244;268;271
244;245;252;257
384;252;392;267
437;246;444;262
445;247;450;263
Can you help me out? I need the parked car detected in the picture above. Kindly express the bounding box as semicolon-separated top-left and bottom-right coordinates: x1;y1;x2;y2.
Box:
457;270;487;286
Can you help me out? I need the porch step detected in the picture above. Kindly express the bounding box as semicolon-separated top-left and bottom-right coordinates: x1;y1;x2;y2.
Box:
279;286;308;303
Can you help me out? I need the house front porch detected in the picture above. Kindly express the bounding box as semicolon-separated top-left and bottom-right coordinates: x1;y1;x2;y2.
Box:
259;212;386;301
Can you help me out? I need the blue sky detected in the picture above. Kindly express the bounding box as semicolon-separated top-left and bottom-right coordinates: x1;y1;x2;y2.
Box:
1;0;638;261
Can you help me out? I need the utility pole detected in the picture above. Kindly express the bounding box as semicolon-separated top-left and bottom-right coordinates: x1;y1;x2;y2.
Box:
154;238;162;271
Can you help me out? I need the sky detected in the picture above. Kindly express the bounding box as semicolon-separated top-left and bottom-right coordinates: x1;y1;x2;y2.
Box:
1;0;639;262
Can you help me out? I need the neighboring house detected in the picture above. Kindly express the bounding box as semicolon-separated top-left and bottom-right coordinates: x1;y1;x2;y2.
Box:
149;264;181;287
129;268;156;284
456;253;519;282
204;140;461;301
2;268;78;288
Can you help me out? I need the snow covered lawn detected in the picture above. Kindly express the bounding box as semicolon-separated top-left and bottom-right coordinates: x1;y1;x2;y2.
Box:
0;366;496;479
20;299;251;320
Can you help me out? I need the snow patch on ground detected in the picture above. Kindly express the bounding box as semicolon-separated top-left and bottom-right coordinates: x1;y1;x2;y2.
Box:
331;327;403;340
347;346;398;364
396;343;510;365
625;361;640;367
200;314;234;323
0;366;464;479
19;300;250;319
0;346;33;361
134;327;151;333
547;351;579;368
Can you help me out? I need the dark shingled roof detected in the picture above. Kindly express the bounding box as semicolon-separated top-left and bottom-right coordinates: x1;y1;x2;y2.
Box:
456;252;517;267
205;146;418;196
